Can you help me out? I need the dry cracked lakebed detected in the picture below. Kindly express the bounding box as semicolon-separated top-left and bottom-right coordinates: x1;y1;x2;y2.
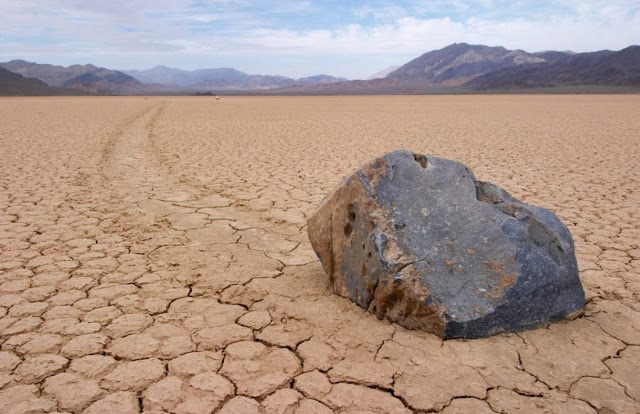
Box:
0;95;639;414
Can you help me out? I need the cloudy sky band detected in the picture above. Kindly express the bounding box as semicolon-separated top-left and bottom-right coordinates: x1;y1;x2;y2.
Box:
1;0;638;78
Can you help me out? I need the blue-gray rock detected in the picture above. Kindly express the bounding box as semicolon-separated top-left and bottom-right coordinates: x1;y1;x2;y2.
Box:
307;149;585;339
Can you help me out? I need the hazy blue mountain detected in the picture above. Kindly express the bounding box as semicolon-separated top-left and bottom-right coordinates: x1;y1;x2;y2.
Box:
124;66;347;89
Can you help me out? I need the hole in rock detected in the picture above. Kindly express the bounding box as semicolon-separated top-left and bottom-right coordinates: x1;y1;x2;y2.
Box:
344;223;353;236
347;203;356;222
413;154;428;168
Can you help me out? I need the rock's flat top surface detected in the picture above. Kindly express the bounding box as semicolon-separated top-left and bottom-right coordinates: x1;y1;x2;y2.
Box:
308;149;585;338
0;96;638;413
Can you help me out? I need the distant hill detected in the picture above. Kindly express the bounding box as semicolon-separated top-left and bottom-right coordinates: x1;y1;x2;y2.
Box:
124;66;248;87
3;43;638;95
0;60;144;94
0;67;86;96
385;43;545;86
277;43;640;94
296;74;349;86
124;66;347;89
467;46;640;89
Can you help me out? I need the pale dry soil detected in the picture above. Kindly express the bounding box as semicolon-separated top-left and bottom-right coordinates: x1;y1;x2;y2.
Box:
0;95;638;414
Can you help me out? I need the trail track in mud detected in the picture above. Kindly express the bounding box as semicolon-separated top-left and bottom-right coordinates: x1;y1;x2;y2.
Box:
0;95;639;413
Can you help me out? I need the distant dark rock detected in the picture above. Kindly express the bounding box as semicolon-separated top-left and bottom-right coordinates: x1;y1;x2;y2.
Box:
308;149;585;339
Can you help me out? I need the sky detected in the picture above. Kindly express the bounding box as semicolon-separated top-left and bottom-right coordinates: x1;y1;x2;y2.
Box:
1;1;639;79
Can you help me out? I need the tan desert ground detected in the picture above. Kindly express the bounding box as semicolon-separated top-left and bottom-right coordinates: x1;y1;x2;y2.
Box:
0;95;639;414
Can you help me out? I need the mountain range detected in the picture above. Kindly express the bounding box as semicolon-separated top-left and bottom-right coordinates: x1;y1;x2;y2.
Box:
0;60;143;94
1;43;638;95
0;67;86;96
280;43;640;94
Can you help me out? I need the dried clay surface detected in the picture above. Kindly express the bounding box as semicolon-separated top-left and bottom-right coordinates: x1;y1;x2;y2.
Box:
0;95;638;414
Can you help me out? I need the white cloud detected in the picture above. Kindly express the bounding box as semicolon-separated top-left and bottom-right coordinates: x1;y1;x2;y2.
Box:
0;0;638;78
229;8;640;56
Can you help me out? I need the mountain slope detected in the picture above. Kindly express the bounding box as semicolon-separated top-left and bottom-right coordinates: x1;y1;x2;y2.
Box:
368;66;401;80
466;46;640;89
0;60;143;94
0;67;85;96
387;43;545;86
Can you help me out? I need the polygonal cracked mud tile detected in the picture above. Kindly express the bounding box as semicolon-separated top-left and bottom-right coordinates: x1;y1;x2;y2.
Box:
61;333;109;358
262;388;304;414
103;313;154;338
100;358;165;391
69;355;117;380
518;319;625;391
220;284;267;307
237;310;272;330
143;373;235;414
296;338;345;372
220;340;301;398
328;359;398;390
294;370;333;399
487;388;596;414
186;220;238;245
82;391;139;414
166;212;209;231
441;398;496;414
43;372;105;412
106;333;160;360
218;396;263;414
266;242;319;266
193;324;254;351
445;335;547;396
570;377;638;414
295;399;334;414
237;228;298;253
605;345;640;401
256;319;314;348
13;354;69;384
588;300;640;345
168;351;224;380
321;383;411;414
138;199;192;217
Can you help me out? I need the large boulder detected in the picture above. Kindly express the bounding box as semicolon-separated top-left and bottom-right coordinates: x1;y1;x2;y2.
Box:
308;149;585;339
